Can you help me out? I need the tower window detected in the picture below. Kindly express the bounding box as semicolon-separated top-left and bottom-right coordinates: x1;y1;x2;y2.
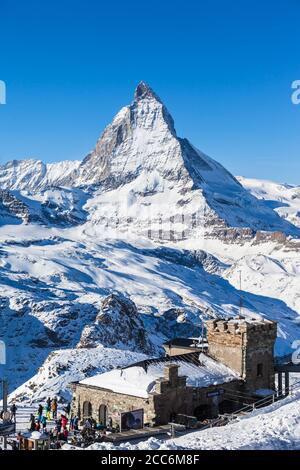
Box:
257;363;263;377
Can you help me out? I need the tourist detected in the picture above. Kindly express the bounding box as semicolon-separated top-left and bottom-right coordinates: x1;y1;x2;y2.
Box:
16;432;22;448
108;417;113;430
73;416;79;431
45;398;51;419
61;414;68;429
63;426;69;440
29;414;35;431
37;404;43;422
64;403;71;417
51;397;58;419
70;415;74;430
41;414;47;431
56;417;62;433
10;403;17;422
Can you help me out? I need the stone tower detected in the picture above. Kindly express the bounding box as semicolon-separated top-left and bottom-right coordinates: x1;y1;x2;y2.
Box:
206;317;277;392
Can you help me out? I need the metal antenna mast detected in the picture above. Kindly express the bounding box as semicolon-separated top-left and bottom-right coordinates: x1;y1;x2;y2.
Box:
239;270;243;317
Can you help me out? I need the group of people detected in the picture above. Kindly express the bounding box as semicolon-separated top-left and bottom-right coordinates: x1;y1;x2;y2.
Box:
6;396;120;448
45;397;58;419
28;397;57;432
27;397;81;444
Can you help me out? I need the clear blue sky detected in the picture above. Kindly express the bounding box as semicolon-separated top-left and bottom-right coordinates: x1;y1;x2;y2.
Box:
0;0;299;183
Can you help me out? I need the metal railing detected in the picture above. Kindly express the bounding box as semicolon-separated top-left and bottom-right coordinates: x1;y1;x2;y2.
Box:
199;377;300;431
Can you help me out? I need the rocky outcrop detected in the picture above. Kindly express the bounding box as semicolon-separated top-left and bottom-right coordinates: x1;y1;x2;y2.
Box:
77;294;153;353
0;189;32;223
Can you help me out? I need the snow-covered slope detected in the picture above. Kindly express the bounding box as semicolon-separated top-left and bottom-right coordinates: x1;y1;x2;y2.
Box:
224;254;300;322
1;223;300;395
0;159;80;191
238;176;300;229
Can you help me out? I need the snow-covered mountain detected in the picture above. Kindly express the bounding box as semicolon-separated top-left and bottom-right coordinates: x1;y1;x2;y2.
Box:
238;176;300;229
1;82;300;403
0;82;298;240
0;159;80;191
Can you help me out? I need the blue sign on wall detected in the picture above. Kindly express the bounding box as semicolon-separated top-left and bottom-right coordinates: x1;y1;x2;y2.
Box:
207;389;225;398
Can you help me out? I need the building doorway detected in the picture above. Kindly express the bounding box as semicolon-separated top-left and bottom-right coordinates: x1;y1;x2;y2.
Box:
194;404;212;421
83;401;92;418
99;404;107;426
219;399;240;414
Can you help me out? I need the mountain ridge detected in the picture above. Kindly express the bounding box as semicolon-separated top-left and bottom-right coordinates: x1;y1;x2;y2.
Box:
0;82;298;239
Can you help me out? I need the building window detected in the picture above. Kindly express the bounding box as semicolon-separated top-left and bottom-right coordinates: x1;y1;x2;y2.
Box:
257;363;263;377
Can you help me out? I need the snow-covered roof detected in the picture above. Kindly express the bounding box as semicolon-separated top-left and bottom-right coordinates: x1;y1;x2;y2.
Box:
79;354;239;398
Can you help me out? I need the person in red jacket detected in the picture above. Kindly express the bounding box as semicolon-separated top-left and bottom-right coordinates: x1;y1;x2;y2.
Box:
62;427;68;440
61;414;68;428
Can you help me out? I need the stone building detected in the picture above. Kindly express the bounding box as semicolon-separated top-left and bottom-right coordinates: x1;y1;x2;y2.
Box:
71;317;277;428
206;317;277;392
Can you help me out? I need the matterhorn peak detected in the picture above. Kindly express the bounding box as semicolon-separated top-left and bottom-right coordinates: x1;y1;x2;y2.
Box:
134;81;162;103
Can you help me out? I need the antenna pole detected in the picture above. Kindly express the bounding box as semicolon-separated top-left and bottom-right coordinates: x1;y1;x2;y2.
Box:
239;271;243;317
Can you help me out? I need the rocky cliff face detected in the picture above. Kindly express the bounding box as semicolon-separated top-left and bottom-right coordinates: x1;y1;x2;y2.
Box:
78;293;153;353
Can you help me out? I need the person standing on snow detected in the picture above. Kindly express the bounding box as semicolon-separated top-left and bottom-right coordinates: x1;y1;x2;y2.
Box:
64;403;71;417
56;417;62;433
37;404;43;422
73;416;79;431
29;414;35;432
41;415;47;431
45;400;51;420
61;414;68;429
10;403;17;422
51;397;58;419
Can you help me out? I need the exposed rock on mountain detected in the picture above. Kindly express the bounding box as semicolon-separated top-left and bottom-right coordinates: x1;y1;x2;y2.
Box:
78;293;153;353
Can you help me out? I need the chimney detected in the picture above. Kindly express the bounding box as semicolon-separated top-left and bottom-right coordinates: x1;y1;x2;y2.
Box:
164;364;179;386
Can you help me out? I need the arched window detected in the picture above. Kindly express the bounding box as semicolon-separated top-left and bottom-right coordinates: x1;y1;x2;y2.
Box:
99;404;107;425
83;401;92;418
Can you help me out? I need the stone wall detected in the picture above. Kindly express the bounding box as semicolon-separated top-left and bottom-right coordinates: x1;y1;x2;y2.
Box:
206;318;277;392
72;373;243;427
72;384;157;427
